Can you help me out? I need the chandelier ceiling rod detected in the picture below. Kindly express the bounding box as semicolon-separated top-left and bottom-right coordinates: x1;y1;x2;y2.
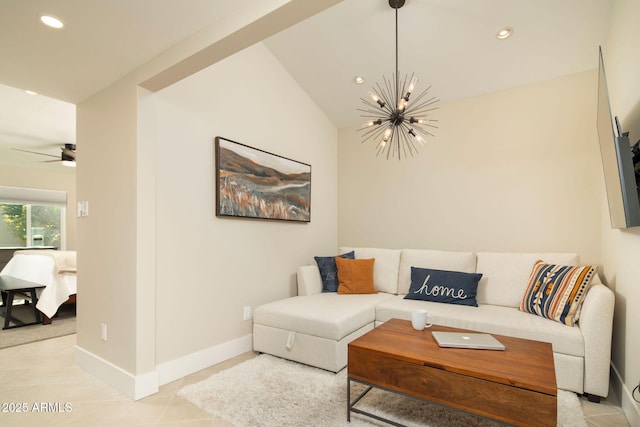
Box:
394;1;400;104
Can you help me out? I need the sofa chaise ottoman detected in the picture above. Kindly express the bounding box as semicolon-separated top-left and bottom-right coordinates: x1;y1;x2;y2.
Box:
252;247;614;401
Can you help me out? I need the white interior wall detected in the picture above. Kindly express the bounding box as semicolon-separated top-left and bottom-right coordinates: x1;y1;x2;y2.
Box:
152;42;337;366
601;0;640;423
338;70;601;264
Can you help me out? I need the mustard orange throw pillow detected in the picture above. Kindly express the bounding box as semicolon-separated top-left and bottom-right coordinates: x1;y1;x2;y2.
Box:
335;257;377;294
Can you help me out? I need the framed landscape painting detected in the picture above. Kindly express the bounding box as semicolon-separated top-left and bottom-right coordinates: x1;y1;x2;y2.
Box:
215;137;311;222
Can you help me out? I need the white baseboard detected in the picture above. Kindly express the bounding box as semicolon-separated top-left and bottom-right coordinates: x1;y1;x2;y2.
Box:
74;334;252;400
610;362;640;426
74;345;159;400
156;334;253;386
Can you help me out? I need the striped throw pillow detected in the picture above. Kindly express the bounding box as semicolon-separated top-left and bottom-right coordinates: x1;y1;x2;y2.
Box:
519;260;598;326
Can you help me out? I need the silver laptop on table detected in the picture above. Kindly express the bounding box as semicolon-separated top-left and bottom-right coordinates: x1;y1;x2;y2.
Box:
432;331;506;351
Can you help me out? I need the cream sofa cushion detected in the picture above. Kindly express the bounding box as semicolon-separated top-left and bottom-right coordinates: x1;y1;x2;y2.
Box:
375;296;584;357
297;265;323;296
253;292;393;341
340;247;401;294
476;252;579;307
397;249;477;295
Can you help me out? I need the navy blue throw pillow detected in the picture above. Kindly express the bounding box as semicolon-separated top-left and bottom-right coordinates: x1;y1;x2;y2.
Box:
404;267;482;307
314;251;355;292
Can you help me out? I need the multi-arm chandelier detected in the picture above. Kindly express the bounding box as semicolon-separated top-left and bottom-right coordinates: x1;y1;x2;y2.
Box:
358;0;438;160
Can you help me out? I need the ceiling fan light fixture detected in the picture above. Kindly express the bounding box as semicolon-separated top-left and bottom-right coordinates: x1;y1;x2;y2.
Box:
40;15;64;29
11;142;76;166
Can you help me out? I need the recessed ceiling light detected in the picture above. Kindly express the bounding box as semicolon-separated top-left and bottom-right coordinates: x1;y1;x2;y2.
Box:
354;76;365;85
40;15;64;29
24;90;37;95
496;26;513;40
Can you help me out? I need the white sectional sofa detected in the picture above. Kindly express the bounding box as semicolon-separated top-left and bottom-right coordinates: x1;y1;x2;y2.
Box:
253;248;615;401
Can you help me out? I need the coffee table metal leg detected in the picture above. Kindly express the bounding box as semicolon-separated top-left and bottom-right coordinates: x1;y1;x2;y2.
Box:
348;377;407;427
347;378;350;422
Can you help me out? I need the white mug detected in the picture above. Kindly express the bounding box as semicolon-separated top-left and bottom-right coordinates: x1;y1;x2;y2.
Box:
411;309;433;331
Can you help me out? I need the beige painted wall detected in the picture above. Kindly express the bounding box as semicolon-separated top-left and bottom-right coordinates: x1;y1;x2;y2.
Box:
338;70;601;264
0;165;77;249
152;42;337;364
601;0;640;422
76;77;139;374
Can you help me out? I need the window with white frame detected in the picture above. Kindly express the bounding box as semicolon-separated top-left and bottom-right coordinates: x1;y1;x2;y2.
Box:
0;186;66;249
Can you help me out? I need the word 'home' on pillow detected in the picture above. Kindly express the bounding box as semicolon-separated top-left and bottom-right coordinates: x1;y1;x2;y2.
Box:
404;267;482;306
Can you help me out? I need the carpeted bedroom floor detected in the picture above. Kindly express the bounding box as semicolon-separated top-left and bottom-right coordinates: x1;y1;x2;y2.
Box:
0;302;76;349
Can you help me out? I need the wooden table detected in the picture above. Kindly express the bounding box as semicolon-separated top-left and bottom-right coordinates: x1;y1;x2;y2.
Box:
347;319;557;426
0;275;45;329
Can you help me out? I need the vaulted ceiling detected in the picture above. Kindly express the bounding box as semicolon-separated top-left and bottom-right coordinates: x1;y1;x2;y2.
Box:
0;0;614;169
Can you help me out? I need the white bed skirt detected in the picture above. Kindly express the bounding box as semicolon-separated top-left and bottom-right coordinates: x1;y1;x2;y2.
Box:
0;253;77;318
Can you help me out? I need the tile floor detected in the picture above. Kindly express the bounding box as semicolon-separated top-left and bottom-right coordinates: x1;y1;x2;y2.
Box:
0;334;631;426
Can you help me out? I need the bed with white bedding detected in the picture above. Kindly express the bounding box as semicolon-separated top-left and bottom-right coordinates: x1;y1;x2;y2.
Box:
0;250;76;322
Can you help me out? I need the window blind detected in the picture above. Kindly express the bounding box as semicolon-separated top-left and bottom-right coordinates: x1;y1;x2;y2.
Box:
0;186;67;206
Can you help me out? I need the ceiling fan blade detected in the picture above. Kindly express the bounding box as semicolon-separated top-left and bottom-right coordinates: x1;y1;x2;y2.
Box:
11;148;60;159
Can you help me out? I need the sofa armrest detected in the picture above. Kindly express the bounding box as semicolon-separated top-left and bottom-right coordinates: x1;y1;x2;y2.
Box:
579;283;615;398
297;265;323;296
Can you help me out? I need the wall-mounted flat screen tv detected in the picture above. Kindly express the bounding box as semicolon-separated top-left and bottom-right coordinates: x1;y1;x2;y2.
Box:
596;46;640;228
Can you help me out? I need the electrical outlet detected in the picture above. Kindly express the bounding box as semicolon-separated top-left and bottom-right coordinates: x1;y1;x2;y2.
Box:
243;306;251;320
101;323;107;341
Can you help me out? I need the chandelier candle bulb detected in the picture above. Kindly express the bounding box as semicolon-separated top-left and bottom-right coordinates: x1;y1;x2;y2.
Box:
407;76;418;94
408;128;424;145
383;127;392;142
368;91;385;108
362;119;383;128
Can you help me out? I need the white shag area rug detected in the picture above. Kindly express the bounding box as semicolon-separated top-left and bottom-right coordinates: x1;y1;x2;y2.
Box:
178;354;587;427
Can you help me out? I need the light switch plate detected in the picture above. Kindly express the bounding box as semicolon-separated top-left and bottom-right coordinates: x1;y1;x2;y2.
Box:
77;201;89;217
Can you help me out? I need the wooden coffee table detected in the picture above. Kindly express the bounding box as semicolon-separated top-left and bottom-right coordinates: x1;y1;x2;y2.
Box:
347;319;557;426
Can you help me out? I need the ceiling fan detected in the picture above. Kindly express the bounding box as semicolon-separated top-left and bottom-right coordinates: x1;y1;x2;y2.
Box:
12;143;76;167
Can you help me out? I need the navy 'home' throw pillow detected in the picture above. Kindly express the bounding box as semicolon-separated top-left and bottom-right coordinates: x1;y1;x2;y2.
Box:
314;251;355;292
404;267;482;306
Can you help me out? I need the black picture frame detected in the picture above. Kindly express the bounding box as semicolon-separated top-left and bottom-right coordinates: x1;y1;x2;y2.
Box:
215;137;311;222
